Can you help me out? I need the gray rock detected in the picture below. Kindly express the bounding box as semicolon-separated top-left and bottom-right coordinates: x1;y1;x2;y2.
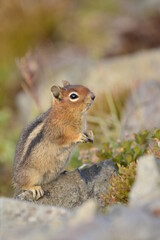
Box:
0;197;70;231
68;199;98;227
16;160;116;209
56;206;160;240
2;197;160;240
0;198;98;240
129;155;160;206
121;79;160;136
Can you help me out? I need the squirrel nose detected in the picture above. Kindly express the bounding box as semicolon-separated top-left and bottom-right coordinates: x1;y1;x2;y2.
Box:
91;92;95;100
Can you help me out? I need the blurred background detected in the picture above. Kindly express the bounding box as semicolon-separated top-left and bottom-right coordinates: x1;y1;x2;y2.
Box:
1;0;160;197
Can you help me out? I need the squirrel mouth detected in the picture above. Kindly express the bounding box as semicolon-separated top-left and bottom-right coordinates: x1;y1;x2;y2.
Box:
85;100;94;112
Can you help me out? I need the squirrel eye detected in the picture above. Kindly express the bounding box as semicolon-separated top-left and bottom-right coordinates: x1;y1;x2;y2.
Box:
69;93;79;101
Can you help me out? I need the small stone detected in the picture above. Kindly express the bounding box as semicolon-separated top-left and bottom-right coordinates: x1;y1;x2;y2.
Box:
69;199;98;226
129;155;160;206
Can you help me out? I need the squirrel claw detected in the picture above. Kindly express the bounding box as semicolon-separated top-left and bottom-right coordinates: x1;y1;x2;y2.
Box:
78;130;94;143
87;130;94;143
27;186;44;200
79;133;89;143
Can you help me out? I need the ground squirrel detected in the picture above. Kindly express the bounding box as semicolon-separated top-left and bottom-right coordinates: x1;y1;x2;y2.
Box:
13;80;95;200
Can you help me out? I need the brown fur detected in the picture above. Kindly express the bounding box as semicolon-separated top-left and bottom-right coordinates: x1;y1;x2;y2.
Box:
13;81;95;199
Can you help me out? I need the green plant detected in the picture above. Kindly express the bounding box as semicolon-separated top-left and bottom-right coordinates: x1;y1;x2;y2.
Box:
97;129;160;168
101;129;160;205
103;162;136;205
79;129;160;206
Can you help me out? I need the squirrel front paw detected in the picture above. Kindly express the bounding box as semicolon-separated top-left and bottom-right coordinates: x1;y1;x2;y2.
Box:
78;130;94;143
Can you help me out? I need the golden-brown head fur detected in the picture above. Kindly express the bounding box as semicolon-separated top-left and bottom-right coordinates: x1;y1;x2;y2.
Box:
51;81;95;116
47;81;95;145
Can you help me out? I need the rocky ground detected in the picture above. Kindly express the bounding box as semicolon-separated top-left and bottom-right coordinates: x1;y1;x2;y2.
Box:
16;160;115;208
1;154;160;240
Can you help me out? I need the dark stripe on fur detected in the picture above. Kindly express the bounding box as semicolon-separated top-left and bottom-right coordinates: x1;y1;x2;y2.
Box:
25;119;43;140
24;108;51;143
21;129;44;164
13;108;51;172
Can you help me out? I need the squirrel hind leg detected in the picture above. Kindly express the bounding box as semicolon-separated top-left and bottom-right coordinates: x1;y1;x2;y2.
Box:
23;185;44;200
15;167;44;200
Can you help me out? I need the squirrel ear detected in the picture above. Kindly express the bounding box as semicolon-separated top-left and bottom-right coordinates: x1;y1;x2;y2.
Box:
51;85;62;100
62;80;70;87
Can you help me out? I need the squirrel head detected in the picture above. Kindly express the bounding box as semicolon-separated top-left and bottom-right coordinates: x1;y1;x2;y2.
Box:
51;81;95;114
